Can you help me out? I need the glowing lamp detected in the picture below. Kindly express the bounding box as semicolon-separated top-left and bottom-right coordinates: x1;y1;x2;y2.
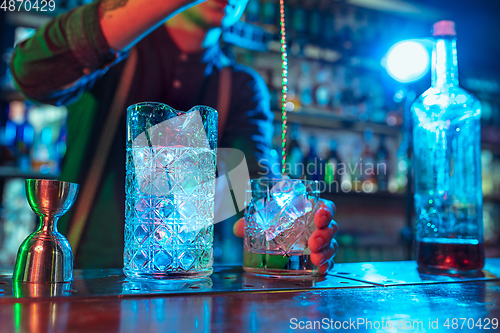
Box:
383;40;430;83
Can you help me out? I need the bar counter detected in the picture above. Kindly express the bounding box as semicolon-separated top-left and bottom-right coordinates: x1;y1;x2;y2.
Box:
2;260;500;332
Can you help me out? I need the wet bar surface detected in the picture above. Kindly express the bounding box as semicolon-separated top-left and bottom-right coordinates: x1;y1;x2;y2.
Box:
1;260;500;332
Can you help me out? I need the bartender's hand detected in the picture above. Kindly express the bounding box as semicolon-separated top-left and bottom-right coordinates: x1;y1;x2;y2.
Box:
233;199;338;275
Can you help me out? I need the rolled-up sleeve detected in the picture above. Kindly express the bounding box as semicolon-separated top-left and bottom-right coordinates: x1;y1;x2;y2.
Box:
9;0;121;105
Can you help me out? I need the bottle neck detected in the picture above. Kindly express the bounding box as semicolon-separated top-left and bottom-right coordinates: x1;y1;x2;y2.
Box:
431;37;459;89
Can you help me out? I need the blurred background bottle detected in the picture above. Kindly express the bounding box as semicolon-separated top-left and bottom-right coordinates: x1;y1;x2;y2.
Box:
324;139;342;186
361;129;376;192
4;101;34;172
286;123;304;179
303;135;322;181
245;0;260;24
350;140;362;191
376;135;390;192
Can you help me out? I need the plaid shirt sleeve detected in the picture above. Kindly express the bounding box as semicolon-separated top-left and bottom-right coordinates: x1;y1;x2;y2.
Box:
9;0;123;105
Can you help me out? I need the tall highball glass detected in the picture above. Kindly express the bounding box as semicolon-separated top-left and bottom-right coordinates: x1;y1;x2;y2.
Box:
124;102;217;281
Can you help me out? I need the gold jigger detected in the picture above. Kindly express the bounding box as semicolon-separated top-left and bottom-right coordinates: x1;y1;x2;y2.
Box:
13;179;79;283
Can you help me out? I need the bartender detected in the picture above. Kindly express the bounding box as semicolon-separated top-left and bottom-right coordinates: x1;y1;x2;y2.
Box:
9;0;338;273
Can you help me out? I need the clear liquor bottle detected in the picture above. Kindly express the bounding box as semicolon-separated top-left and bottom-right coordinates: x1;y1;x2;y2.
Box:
411;21;484;273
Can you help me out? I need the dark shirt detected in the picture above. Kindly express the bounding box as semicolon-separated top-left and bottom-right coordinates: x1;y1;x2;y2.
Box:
10;0;276;268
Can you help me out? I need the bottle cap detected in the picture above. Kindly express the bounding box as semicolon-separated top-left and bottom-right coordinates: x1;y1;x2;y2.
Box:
432;20;456;36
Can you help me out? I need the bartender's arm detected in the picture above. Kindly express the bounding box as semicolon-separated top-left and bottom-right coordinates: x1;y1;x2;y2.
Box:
100;0;205;51
10;0;205;104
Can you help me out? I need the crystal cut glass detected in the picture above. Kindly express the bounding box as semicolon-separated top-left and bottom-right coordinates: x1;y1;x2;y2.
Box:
125;102;217;281
243;178;320;277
